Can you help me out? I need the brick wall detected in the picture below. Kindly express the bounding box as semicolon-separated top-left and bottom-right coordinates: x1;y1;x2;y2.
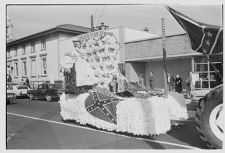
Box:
125;62;146;83
125;34;196;61
145;58;192;91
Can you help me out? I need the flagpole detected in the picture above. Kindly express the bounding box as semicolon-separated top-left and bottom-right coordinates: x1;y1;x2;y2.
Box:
161;18;169;98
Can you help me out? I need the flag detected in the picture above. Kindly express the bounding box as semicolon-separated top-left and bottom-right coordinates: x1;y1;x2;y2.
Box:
85;91;120;124
166;6;223;55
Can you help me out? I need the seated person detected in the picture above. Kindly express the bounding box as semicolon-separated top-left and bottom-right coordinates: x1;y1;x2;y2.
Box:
109;75;118;93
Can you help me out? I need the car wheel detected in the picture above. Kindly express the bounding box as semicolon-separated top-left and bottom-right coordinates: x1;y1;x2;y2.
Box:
46;95;52;102
29;94;34;100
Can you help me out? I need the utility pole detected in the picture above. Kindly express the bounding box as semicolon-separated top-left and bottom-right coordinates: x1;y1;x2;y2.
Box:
91;15;94;32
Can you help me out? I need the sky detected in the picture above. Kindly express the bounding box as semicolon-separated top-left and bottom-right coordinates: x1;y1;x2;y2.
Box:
7;4;223;39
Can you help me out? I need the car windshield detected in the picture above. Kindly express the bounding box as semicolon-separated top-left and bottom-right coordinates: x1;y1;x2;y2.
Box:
17;86;28;89
7;84;13;90
48;84;55;89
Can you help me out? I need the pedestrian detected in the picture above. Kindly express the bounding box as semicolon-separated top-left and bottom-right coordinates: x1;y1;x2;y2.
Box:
185;72;192;98
109;75;118;93
7;74;12;82
21;79;24;85
138;73;145;89
8;75;12;82
175;75;182;93
26;77;31;88
149;72;154;90
167;73;174;91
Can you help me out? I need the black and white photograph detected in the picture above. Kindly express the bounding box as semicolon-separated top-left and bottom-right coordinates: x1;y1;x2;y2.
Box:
2;0;224;150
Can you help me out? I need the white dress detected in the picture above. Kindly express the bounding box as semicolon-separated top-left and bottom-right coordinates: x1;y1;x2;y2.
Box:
60;48;98;87
71;48;98;87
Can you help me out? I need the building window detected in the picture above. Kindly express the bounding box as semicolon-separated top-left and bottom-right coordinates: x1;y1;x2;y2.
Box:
41;40;46;50
193;55;222;89
41;57;47;75
14;47;18;56
14;62;18;77
31;58;36;76
22;45;26;55
22;60;27;76
31;42;35;53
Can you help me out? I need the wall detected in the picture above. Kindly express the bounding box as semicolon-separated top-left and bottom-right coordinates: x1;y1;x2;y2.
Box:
7;34;59;83
6;32;81;84
125;62;146;83
145;57;192;91
125;34;197;61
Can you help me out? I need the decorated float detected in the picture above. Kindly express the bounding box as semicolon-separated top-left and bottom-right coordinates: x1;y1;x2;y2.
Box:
59;29;188;136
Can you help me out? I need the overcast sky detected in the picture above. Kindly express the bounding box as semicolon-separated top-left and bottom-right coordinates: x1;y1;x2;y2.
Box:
7;4;223;39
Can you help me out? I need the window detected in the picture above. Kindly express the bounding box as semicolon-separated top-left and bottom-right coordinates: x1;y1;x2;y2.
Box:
14;47;18;56
41;57;47;75
31;42;35;53
22;60;27;76
193;56;222;89
31;58;36;76
41;40;46;50
22;45;26;55
14;62;18;77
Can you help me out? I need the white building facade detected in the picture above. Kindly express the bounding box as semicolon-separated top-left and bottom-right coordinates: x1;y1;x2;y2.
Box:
6;24;90;86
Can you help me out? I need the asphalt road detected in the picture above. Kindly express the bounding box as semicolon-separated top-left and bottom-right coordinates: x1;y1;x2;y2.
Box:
6;98;207;149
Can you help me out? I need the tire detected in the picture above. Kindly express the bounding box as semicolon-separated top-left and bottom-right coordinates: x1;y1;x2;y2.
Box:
46;95;52;102
29;94;34;100
195;85;223;149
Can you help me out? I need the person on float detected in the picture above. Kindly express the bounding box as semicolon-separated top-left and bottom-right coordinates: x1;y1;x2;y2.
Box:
60;40;98;89
109;75;118;93
71;40;98;87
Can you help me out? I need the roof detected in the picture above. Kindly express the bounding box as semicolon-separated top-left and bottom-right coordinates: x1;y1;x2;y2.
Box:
7;24;91;47
55;24;91;32
124;28;159;43
125;33;201;61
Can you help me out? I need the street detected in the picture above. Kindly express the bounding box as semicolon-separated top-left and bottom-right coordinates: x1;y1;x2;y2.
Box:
7;98;206;149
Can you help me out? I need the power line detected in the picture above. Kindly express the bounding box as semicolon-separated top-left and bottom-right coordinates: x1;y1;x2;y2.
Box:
93;6;98;21
95;5;106;27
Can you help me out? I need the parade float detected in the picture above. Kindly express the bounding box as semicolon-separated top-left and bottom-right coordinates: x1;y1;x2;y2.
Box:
59;28;188;136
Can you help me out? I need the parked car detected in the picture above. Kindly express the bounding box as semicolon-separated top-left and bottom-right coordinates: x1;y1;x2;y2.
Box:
7;83;30;98
27;83;60;102
7;84;16;104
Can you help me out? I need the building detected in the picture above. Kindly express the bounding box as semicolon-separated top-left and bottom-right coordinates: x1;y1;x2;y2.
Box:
6;24;90;85
125;33;223;91
7;24;222;91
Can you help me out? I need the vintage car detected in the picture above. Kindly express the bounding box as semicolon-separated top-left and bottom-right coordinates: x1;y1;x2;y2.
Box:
27;83;60;102
7;84;16;104
6;93;16;104
7;84;30;98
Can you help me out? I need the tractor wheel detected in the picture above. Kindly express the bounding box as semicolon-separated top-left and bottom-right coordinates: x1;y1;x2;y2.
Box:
195;86;223;149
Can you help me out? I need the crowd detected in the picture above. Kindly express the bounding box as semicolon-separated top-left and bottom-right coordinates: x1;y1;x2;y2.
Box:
135;72;193;97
